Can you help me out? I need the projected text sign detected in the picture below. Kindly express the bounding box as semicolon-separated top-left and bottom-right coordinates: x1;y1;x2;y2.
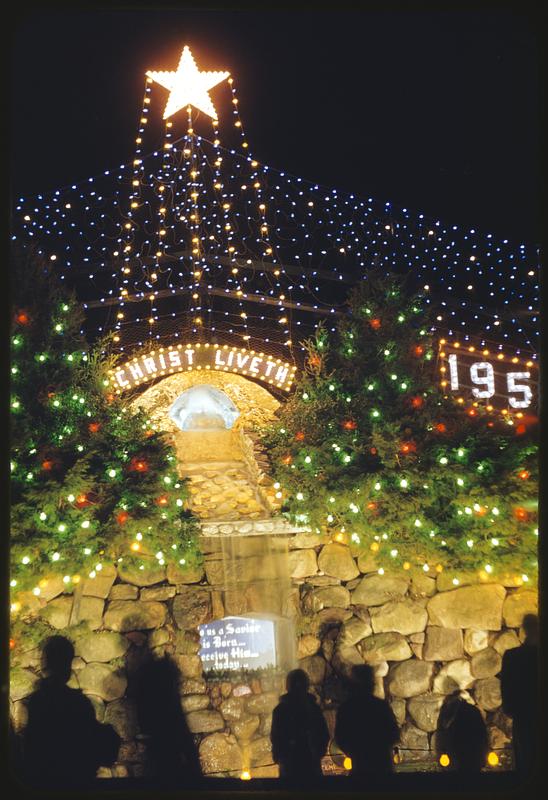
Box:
198;616;277;671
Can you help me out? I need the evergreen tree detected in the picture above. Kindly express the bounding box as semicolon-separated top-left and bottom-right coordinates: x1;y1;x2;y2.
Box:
262;273;537;582
10;250;199;603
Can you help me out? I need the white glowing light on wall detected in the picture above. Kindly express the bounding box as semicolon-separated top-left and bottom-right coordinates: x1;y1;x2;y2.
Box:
169;384;240;430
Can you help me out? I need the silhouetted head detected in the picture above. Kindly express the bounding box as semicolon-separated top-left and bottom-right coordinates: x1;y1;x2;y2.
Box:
286;668;310;695
351;664;375;694
41;635;74;682
522;613;538;645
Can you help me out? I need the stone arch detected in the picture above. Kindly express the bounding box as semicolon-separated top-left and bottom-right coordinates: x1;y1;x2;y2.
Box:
131;371;282;522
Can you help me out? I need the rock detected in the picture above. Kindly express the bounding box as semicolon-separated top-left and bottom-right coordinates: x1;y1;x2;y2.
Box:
219;696;246;721
148;628;170;648
232;716;260;740
436;572;475;592
306;586;350;611
233;684;252;697
359;632;412;663
140;585;176;601
307;575;341;586
204;560;224;586
75;631;129;663
117;563;166;587
407;694;445;732
409;632;425;644
245;692;279;715
317;543;359;581
502;590;538;628
109;584;139;600
81;564;116;598
310;607;353;631
249;736;273;767
297;634;321;658
463;629;489;655
103;600;166;632
356;551;379;573
11;700;29;732
181;678;207;695
391;698;406;726
289;532;324;549
399;723;429;750
387;661;434;698
370;599;428;635
39;596;73;629
176;654;203;679
492;630;521;656
288;549;318;578
174;629;201;654
427;585;505;630
410;643;423;659
87;694;105;722
77;663;127;701
10;668;38;701
73;596;105;630
181;694;211;712
433;659;474;693
104;698;138;739
338;616;372;647
489;725;510;749
474;677;502;711
471;648;502;679
186;710;225;733
299;655;327;684
166;562;204;584
38;575;67;602
199;732;243;774
331;645;363;677
172;587;211;629
409;572;437;597
352;574;408;607
423;627;464;661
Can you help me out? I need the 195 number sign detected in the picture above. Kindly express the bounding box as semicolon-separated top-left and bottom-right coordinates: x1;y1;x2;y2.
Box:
438;341;537;412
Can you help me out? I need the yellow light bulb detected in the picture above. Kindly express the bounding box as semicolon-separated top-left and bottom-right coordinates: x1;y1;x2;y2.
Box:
439;754;450;768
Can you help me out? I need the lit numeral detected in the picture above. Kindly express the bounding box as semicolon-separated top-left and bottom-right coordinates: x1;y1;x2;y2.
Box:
507;372;532;408
448;354;459;390
470;362;495;399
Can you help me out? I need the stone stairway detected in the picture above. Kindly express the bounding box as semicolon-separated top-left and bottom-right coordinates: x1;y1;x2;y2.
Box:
180;460;270;521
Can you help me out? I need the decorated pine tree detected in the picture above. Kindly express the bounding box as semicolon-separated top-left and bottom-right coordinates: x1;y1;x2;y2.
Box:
10;251;199;604
262;272;538;584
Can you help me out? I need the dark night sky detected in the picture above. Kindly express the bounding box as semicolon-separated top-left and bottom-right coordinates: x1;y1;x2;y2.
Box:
10;5;540;244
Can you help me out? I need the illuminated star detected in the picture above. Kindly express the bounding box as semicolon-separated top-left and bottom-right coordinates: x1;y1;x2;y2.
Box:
146;45;230;120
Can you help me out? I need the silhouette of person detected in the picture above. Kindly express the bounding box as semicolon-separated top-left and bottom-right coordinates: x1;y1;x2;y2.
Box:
436;690;488;773
270;668;329;781
22;635;120;787
500;612;538;774
335;664;399;776
134;653;202;783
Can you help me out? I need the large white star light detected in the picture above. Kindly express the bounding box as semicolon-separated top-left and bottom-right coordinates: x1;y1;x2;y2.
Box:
146;45;230;120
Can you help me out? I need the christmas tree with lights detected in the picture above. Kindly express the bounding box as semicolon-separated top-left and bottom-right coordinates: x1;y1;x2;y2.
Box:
262;272;538;583
10;250;199;604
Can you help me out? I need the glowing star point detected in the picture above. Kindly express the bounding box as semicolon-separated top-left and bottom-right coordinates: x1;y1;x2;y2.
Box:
146;45;230;120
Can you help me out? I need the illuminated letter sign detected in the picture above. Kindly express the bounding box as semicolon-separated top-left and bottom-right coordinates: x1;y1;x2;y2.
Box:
109;342;297;393
198;616;277;671
439;338;538;412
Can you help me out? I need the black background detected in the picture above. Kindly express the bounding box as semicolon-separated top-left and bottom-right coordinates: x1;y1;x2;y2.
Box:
10;3;540;244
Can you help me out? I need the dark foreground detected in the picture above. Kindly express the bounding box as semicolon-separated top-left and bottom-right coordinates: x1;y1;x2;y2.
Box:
9;770;537;800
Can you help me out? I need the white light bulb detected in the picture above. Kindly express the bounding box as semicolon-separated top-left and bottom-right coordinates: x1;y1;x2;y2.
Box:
52;552;60;561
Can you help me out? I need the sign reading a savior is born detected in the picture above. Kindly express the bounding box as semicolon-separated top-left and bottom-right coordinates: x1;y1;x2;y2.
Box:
198;616;277;671
109;342;296;394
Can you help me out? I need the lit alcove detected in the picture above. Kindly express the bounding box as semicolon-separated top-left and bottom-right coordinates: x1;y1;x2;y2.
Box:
169;384;241;431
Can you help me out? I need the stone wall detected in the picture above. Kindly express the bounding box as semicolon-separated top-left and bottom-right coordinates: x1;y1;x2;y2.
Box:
10;535;537;777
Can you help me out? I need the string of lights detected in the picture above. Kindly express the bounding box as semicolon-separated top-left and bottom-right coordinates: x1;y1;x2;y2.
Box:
11;66;538;365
